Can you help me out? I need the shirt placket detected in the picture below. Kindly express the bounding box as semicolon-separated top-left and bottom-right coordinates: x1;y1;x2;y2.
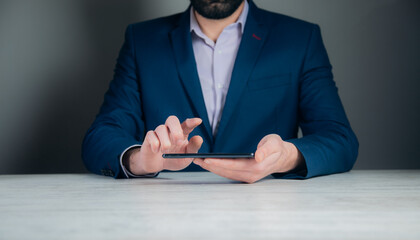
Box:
212;33;227;135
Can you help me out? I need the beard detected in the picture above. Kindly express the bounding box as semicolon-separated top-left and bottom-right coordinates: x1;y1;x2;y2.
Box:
190;0;244;20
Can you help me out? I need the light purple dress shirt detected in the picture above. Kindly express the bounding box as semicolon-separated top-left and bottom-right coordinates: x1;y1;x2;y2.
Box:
190;1;249;135
120;1;249;178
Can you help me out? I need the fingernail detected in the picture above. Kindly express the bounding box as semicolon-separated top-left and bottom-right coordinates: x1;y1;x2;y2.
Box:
204;159;211;164
193;160;200;165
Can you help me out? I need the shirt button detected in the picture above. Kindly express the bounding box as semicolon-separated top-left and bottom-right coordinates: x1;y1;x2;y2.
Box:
217;50;222;54
217;83;223;89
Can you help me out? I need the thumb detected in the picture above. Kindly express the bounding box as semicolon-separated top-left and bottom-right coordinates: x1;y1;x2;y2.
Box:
186;135;203;153
255;134;281;163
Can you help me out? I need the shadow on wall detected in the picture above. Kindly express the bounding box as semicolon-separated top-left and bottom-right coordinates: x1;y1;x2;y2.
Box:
6;1;145;174
347;0;420;169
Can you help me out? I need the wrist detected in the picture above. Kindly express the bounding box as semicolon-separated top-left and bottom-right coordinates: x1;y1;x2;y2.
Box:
287;142;304;171
123;147;149;175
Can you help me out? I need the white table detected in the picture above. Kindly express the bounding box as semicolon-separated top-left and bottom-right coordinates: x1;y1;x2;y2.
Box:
0;170;419;240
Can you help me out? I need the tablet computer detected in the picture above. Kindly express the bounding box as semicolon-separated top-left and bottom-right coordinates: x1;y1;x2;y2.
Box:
162;153;254;159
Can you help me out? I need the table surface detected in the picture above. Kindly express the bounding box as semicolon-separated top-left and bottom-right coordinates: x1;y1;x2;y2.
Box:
0;170;419;240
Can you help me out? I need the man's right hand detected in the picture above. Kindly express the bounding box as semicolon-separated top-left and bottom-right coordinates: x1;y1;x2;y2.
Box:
126;116;203;175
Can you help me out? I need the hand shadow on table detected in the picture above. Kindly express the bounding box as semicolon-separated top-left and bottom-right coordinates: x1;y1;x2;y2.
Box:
130;175;274;185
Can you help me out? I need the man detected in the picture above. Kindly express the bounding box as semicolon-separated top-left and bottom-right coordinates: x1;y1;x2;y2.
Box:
82;0;358;183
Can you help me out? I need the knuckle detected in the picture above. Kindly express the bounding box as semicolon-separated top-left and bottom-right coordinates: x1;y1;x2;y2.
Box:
146;130;155;138
145;132;156;144
155;125;167;133
267;137;275;145
273;134;283;143
166;115;179;124
267;139;279;149
168;115;178;121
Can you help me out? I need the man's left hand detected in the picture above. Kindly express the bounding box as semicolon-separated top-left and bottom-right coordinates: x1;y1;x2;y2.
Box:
193;134;303;183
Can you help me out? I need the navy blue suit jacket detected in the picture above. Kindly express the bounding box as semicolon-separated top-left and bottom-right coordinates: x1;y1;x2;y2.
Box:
82;1;358;179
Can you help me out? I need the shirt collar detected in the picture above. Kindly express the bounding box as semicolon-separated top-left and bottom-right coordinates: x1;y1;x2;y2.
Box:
190;0;249;36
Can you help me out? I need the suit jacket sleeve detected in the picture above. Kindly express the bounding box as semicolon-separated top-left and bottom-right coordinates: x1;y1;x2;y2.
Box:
273;24;359;179
82;25;144;178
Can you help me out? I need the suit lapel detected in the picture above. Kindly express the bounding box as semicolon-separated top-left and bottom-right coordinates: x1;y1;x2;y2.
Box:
215;2;269;141
170;9;213;142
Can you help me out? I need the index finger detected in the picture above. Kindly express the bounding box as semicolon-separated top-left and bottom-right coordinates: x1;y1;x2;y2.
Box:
202;158;256;171
181;118;202;136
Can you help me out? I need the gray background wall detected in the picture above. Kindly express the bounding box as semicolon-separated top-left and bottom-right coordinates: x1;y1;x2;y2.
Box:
0;0;419;174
